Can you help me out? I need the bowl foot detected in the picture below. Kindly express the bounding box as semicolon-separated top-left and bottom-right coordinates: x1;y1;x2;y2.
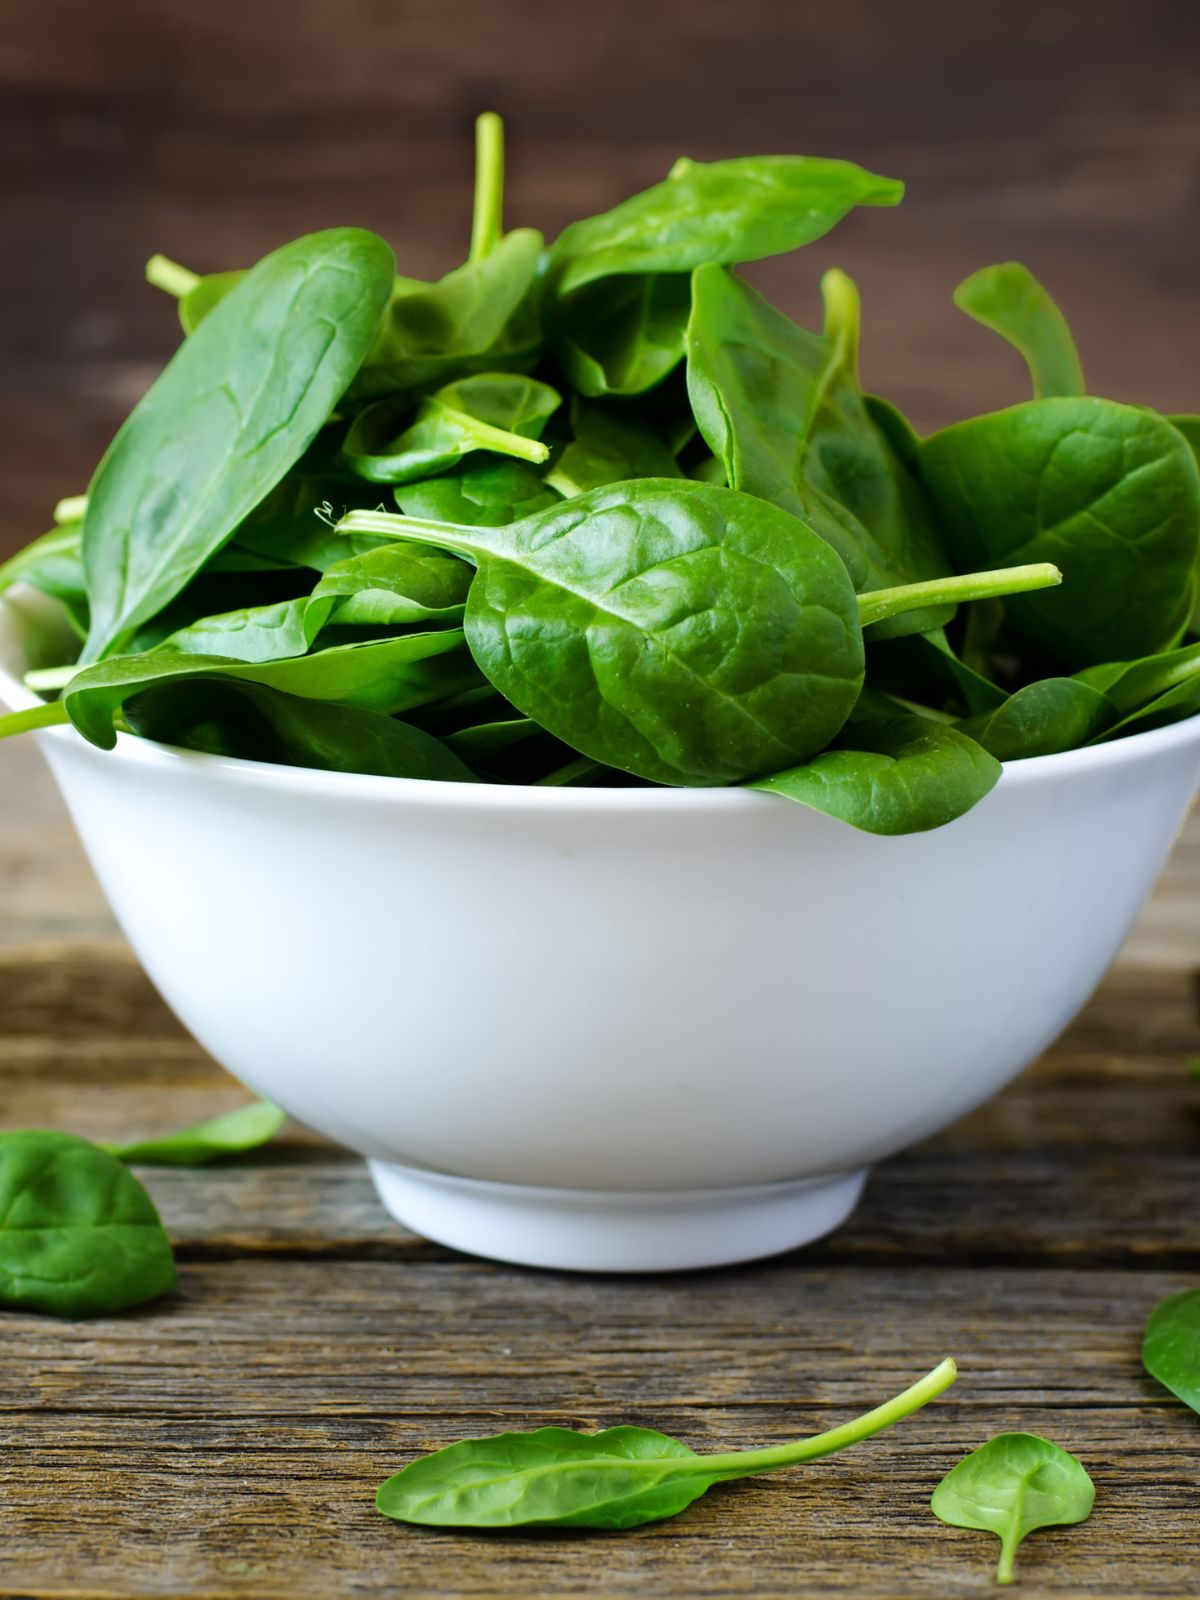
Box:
367;1160;868;1273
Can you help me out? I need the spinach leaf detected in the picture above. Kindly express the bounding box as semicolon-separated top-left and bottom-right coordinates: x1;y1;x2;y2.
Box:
0;521;88;636
122;678;476;781
346;229;544;403
342;375;561;485
107;1100;286;1166
0;1130;176;1318
750;714;1001;833
550;274;691;398
545;398;681;497
231;467;394;572
921;397;1200;667
377;1357;955;1528
62;633;477;748
547;155;903;297
82;228;396;663
931;1433;1095;1585
158;597;329;662
686;264;952;631
397;457;559;527
1077;640;1200;715
961;678;1116;760
344;480;867;785
954;263;1085;399
313;544;473;626
1142;1288;1200;1413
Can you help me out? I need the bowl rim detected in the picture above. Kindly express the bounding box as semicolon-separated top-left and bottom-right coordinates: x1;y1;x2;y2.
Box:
2;589;1199;813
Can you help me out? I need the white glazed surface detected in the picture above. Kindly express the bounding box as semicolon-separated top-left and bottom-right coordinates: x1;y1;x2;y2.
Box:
3;591;1199;1260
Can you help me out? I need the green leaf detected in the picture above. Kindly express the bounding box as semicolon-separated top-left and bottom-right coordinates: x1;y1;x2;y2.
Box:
62;632;477;749
1143;1288;1200;1414
920;397;1200;667
313;544;473;626
82;228;396;662
0;1130;176;1318
750;714;1000;833
686;265;952;631
341;480;865;786
157;597;329;662
122;678;476;781
378;1357;956;1529
0;522;88;636
931;1433;1095;1586
396;457;559;528
548;155;903;297
550;274;691;398
545;398;681;497
954;263;1085;400
343;375;561;485
230;462;396;572
961;678;1116;760
345;230;544;403
107;1100;286;1166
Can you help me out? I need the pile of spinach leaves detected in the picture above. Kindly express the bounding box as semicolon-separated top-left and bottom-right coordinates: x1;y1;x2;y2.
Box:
2;114;1198;834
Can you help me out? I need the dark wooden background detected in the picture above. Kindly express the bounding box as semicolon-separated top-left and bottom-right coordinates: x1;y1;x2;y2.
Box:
2;0;1199;558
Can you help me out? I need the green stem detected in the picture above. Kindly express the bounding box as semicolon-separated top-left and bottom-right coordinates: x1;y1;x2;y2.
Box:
53;494;89;524
996;1524;1019;1585
145;254;201;299
468;112;505;264
0;702;71;739
695;1357;957;1480
338;510;481;559
857;564;1061;629
24;664;80;692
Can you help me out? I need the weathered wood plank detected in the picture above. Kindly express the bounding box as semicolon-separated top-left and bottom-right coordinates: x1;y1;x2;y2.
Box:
1;1261;1198;1598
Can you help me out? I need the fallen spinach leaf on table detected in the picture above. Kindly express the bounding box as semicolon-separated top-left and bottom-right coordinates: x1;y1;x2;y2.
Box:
931;1432;1095;1585
1142;1288;1200;1413
0;1130;176;1318
377;1356;956;1529
105;1100;287;1167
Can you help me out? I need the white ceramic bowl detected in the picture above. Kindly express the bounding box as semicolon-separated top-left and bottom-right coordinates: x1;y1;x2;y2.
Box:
3;588;1199;1272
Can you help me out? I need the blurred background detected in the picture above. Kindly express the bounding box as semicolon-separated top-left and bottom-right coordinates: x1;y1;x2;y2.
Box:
2;0;1197;559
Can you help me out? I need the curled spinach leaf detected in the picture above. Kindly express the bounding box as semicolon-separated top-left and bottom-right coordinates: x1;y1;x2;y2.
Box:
0;1130;176;1318
960;678;1116;760
83;228;396;662
547;154;903;297
751;713;1001;833
545;398;681;497
343;375;561;485
931;1432;1095;1585
107;1100;286;1166
954;262;1085;400
550;274;692;398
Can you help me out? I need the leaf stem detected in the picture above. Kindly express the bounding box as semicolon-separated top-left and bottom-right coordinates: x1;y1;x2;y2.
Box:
145;254;201;299
53;494;89;524
337;510;481;559
0;701;71;739
997;1524;1020;1585
536;756;603;786
857;565;1061;629
468;112;505;264
697;1357;957;1479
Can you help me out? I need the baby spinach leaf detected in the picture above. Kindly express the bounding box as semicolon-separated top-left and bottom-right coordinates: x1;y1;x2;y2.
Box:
0;521;88;636
377;1357;955;1529
342;480;867;785
0;1130;176;1318
231;467;394;572
550;274;691;398
313;544;473;626
921;397;1200;667
107;1100;286;1166
931;1433;1095;1586
1142;1288;1200;1413
545;398;681;497
954;263;1085;400
158;597;329;662
343;375;561;485
547;155;903;297
346;229;544;403
82;228;396;663
686;264;952;630
961;678;1116;760
62;632;476;749
1075;640;1200;715
750;714;1000;833
396;457;559;528
122;678;476;781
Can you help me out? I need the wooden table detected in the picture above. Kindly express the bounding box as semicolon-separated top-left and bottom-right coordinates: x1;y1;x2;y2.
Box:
1;733;1198;1598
